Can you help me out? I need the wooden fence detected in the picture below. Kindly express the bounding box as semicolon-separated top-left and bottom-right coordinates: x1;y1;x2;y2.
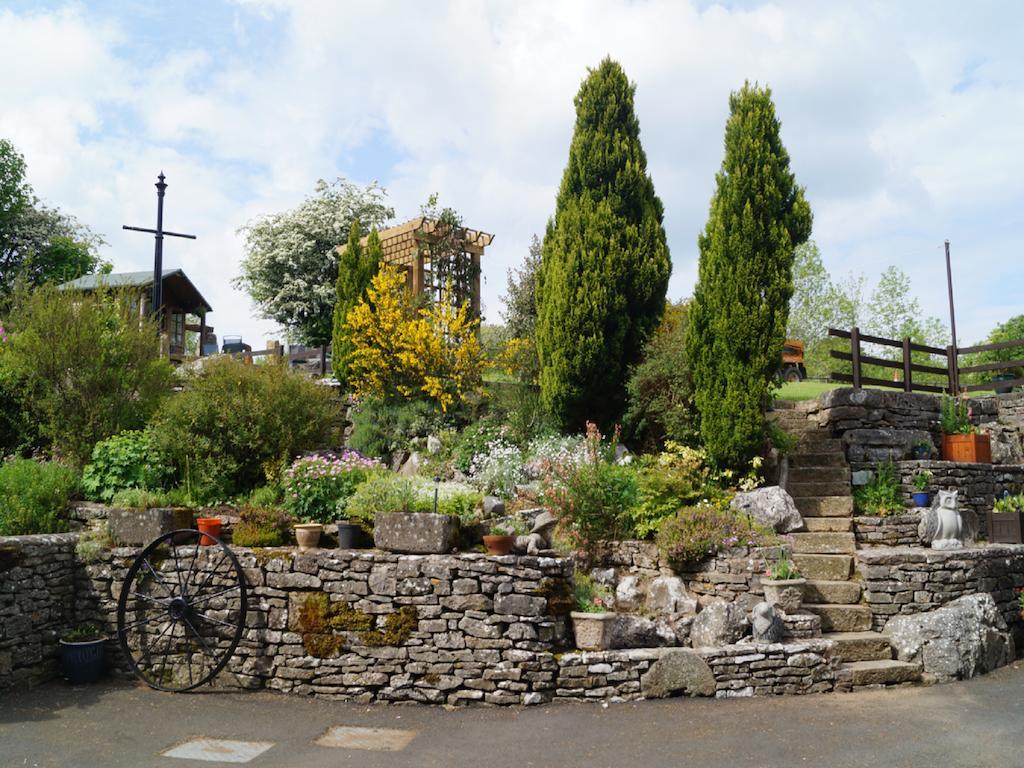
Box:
827;327;1024;395
237;344;329;375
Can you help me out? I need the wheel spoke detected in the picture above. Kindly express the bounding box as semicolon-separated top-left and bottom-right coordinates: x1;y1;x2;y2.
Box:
131;591;170;607
192;552;229;598
194;611;237;630
157;620;178;684
142;557;176;598
135;620;174;672
181;538;201;597
170;541;185;595
188;585;240;606
118;612;168;634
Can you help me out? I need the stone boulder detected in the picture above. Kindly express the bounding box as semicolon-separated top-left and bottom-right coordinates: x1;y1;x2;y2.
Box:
885;593;1015;683
639;649;716;698
730;487;803;533
482;496;505;517
615;575;643;611
990;424;1024;465
689;601;749;648
646;576;698;615
611;615;678;649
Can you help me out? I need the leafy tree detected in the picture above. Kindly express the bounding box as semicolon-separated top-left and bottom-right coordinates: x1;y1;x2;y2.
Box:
235;178;392;346
962;314;1024;385
0;285;174;464
536;58;671;431
688;82;812;469
502;234;541;341
331;220;382;385
0;139;107;304
345;264;484;411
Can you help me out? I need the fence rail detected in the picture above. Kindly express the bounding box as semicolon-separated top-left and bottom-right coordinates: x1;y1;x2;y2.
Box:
827;327;1024;395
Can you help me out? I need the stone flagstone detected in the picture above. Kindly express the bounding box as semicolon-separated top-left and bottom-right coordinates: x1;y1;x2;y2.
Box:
315;725;418;751
162;738;275;763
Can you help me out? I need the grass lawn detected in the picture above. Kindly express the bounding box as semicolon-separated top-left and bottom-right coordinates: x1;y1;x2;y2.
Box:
775;380;839;401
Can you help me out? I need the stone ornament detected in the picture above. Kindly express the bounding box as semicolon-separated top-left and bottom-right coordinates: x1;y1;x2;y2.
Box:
750;602;784;643
513;510;558;555
918;489;966;550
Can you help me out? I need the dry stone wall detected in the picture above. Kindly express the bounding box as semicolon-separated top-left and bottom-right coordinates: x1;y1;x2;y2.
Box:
854;514;922;548
857;544;1024;632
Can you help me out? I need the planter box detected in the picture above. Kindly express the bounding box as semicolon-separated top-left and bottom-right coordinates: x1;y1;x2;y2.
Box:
762;578;806;614
570;611;616;651
59;639;105;684
373;512;459;554
941;433;992;464
108;507;193;546
988;510;1023;544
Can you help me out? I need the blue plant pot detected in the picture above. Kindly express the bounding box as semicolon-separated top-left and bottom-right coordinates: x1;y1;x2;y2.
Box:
912;492;931;508
59;639;105;685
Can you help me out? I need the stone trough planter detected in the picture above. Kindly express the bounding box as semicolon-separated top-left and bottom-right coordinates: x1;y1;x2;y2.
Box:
761;577;807;614
108;507;193;546
570;611;617;651
373;512;459;554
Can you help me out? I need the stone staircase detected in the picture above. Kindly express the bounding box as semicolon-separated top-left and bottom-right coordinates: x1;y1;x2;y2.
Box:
770;401;920;688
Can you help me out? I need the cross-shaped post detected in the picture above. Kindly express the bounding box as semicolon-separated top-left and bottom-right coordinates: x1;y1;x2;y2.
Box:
122;172;196;333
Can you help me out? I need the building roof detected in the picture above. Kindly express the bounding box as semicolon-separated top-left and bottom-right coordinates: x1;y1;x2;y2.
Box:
60;268;213;314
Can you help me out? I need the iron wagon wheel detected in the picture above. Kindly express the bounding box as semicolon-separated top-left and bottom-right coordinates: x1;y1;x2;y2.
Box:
116;529;247;692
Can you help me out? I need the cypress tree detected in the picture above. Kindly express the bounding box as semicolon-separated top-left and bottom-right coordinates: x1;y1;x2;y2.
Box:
687;83;812;469
535;58;671;431
332;222;382;385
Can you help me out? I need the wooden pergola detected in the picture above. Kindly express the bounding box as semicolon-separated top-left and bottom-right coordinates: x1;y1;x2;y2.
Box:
338;217;494;317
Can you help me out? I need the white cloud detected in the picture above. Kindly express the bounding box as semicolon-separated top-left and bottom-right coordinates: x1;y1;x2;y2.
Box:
1;0;1021;348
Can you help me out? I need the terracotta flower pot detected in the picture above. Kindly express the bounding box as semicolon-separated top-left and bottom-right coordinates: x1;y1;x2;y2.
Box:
941;433;992;463
294;523;323;552
482;534;515;556
762;577;807;614
570;611;617;651
196;518;221;546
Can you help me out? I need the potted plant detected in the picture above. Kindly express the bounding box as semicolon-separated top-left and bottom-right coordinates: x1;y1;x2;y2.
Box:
59;624;105;684
482;523;517;556
1017;587;1024;622
911;440;932;460
989;492;1024;544
293;521;324;552
195;517;222;546
570;574;616;651
335;517;357;550
993;373;1017;395
761;556;806;614
940;396;991;463
911;470;932;507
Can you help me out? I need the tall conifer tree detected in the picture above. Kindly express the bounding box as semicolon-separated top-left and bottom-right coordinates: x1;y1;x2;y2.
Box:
332;222;382;385
536;58;671;430
688;83;812;469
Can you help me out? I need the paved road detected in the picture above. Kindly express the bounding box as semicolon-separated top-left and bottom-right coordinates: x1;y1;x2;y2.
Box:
3;664;1024;768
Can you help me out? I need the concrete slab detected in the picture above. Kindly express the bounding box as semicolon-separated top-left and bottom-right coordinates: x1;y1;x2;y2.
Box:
163;737;275;763
314;725;417;751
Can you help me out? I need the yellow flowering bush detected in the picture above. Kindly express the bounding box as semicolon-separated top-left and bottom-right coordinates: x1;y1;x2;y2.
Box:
345;264;484;411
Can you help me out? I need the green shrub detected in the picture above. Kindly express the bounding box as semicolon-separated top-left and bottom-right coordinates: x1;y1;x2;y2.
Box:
110;487;170;509
451;417;506;473
282;451;382;524
540;425;639;552
628;442;719;539
232;505;291;547
76;523;114;563
347;396;448;464
0;458;79;535
81;430;172;503
345;474;482;533
655;500;776;567
147;357;342;504
247;485;283;508
853;461;903;516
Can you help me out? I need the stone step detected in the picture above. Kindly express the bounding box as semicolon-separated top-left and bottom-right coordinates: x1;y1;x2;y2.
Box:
802;517;852;532
793;496;854;517
787;480;852;498
788;467;850;484
805;579;862;604
771;400;797;411
789;452;847;468
791;532;856;555
825;631;892;662
839;659;921;687
792;553;853;581
804;603;873;632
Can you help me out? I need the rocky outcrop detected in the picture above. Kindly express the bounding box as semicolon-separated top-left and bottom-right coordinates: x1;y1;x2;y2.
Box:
690;602;749;648
884;593;1015;682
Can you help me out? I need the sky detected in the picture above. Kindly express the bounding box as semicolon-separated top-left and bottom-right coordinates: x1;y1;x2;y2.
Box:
1;0;1021;347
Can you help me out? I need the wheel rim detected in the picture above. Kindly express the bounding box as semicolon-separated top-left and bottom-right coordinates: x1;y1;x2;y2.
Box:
116;529;247;692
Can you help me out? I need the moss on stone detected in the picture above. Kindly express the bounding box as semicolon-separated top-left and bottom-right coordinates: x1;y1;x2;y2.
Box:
295;593;414;657
252;548;294;567
359;606;418;647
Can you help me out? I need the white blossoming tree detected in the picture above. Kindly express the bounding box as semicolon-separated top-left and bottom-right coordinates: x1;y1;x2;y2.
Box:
235;178;393;345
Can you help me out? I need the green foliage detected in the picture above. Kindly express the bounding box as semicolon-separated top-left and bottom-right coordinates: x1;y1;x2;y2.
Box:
81;430;172;503
655;500;776;567
147;357;342;504
623;301;697;450
332;222;382;385
344;474;481;533
451;417;506;473
627;442;720;539
688;83;812;470
767;556;801;581
853;461;903;516
75;523;114;563
61;624;103;643
502;235;542;342
767;422;796;454
0;285;174;464
940;396;973;435
912;471;931;492
963;315;1024;385
0;458;79;535
247;485;283;508
541;425;640;552
993;493;1024;514
110;487;170;509
536;58;671;431
347;396;449;464
572;573;613;613
281;451;381;524
232;505;292;548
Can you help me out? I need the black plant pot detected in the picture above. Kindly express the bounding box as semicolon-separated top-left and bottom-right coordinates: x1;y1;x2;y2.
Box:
59;639;105;684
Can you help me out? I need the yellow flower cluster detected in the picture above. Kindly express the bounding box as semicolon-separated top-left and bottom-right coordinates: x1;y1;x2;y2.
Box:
344;264;484;411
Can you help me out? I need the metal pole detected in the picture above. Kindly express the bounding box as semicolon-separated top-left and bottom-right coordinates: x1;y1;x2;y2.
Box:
944;240;959;393
153;172;167;326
